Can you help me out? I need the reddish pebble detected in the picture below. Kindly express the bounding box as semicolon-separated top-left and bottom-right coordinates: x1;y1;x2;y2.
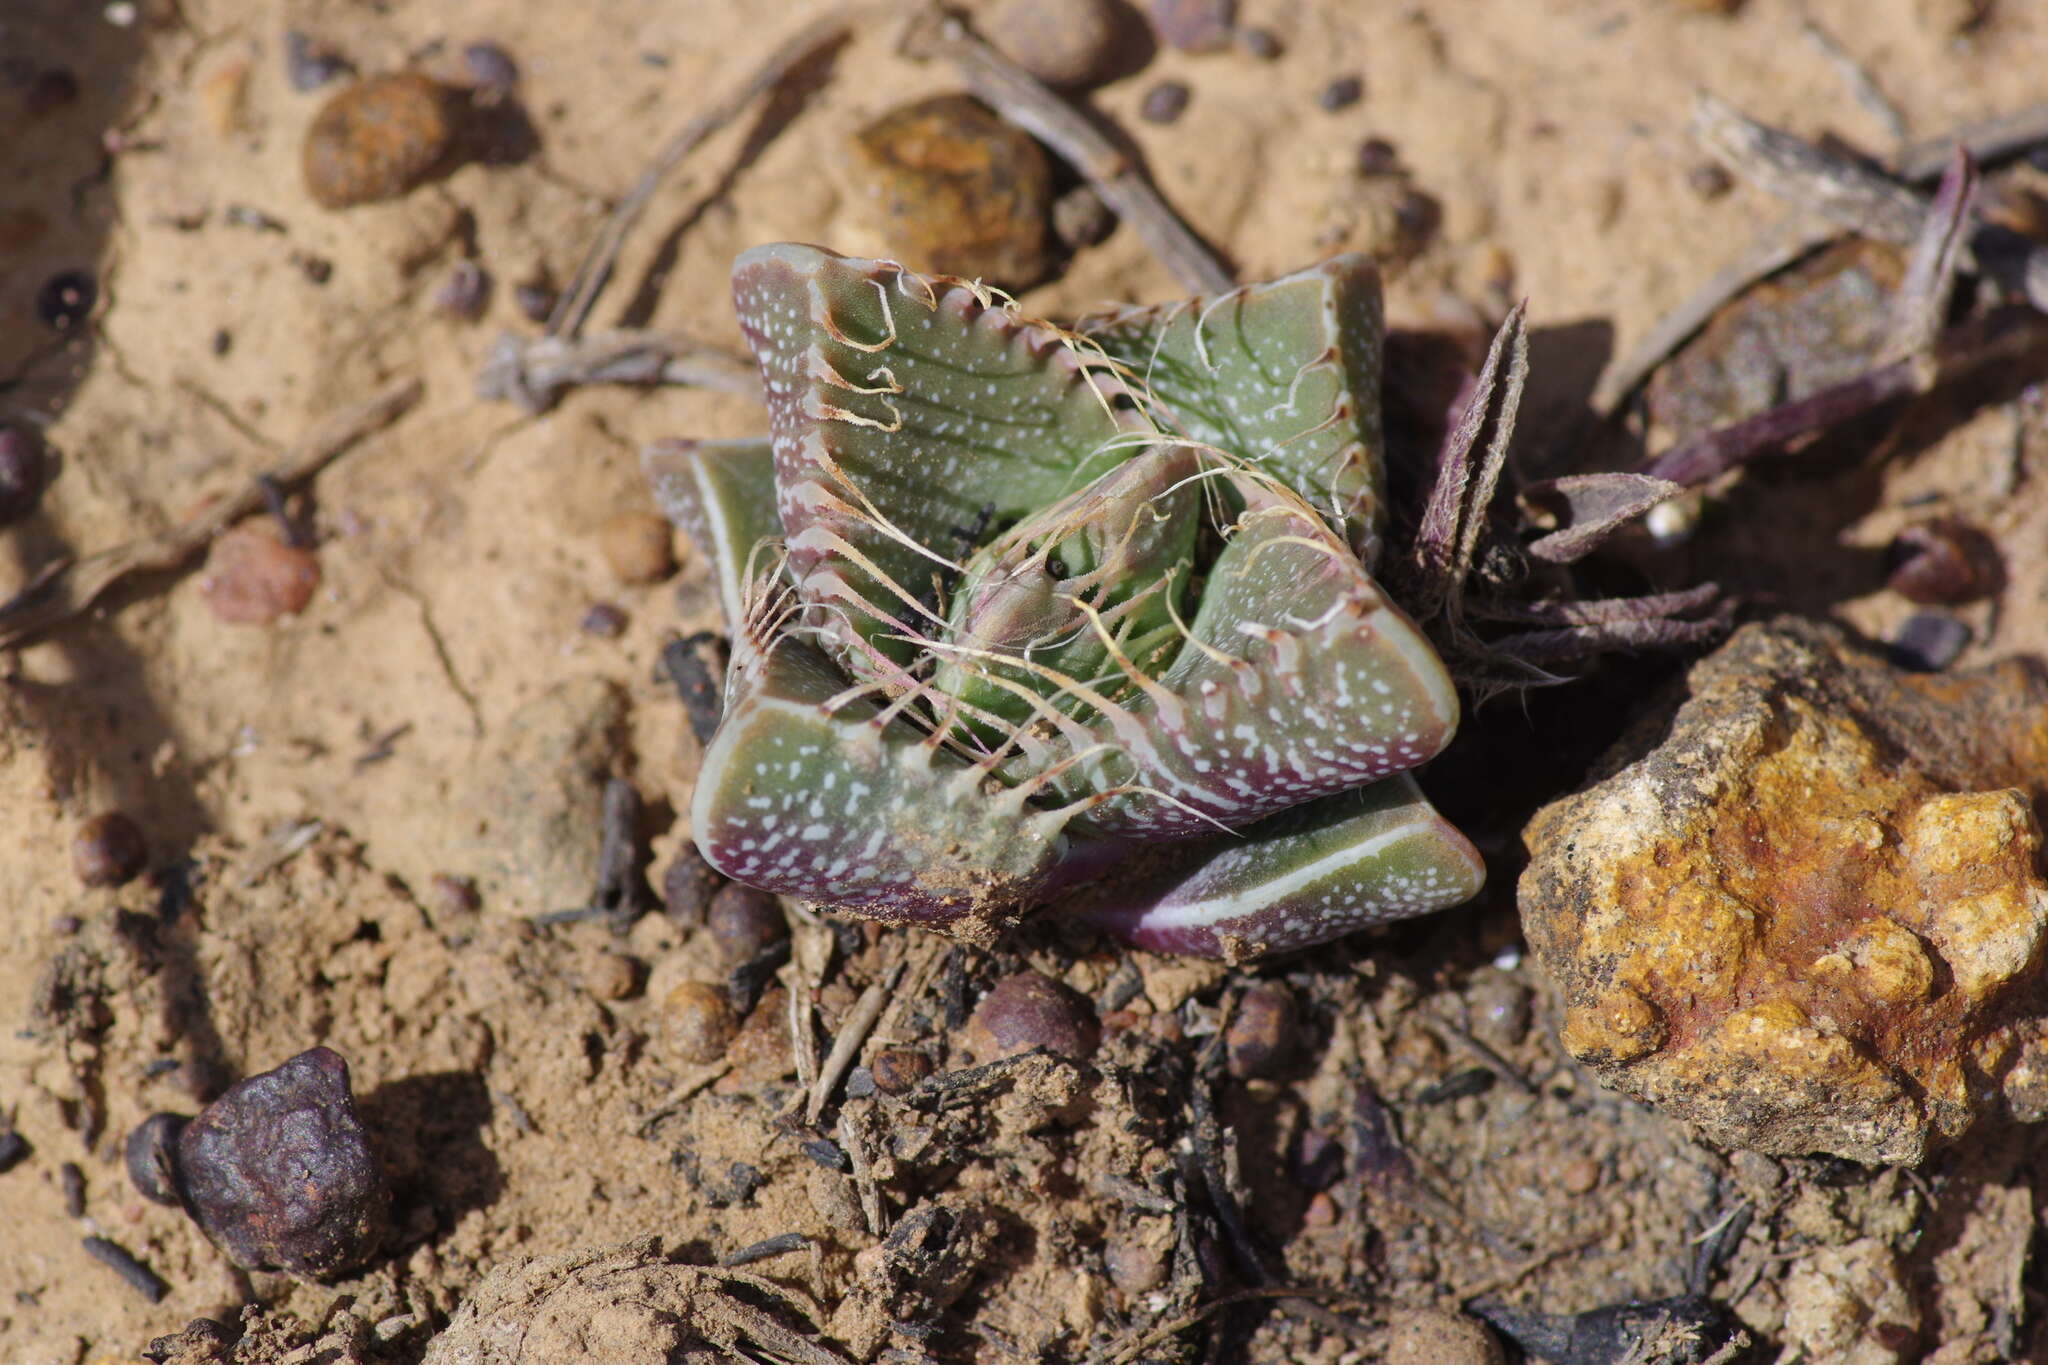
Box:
1884;518;1996;605
302;72;458;209
965;971;1100;1063
200;522;320;624
1303;1190;1338;1228
584;951;642;1001
662;981;736;1065
706;882;787;962
430;872;481;914
1225;981;1300;1079
660;847;721;926
1561;1157;1602;1195
870;1047;934;1095
74;812;147;888
599;512;677;584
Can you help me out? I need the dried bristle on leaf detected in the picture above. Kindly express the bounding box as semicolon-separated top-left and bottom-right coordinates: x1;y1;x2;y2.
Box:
662;243;1482;958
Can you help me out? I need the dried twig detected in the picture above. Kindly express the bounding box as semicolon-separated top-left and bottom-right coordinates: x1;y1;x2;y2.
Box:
478;329;762;414
1593;98;2048;414
550;16;855;340
0;377;420;650
901;7;1235;294
806;960;905;1124
1797;19;1908;152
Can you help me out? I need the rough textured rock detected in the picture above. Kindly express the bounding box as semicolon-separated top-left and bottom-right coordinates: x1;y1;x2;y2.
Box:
842;94;1052;290
1522;618;2048;1165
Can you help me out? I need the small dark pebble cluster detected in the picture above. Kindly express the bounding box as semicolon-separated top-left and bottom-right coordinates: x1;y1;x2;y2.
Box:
129;1046;391;1279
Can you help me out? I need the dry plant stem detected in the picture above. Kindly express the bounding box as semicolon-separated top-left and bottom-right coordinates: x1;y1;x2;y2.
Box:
477;329;763;414
1796;19;1909;152
1884;149;1978;368
905;8;1236;294
1641;305;2048;488
804;960;904;1123
1691;92;1930;250
1592;98;2048;414
0;377;422;651
548;14;855;340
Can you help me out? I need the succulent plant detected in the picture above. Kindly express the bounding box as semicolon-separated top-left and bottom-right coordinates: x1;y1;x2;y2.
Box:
647;243;1491;958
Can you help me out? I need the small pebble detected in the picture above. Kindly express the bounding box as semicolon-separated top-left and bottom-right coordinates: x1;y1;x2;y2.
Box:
1561;1156;1603;1195
1052;184;1116;250
1237;26;1282;58
584;951;642;1001
1149;0;1236;51
661;847;721;927
198;61;250;137
869;1047;934;1095
513;273;555;323
662;981;737;1065
1318;74;1364;111
125;1113;188;1206
301;72;458;210
1225;981;1299;1079
965;972;1100;1063
0;1130;27;1174
598;512;678;584
176;1047;390;1277
1302;1190;1338;1228
801;1138;850;1171
985;0;1128;88
1385;1308;1506;1365
283;31;352;92
431;872;481;915
461;41;519;91
296;253;334;285
0;424;49;526
706;882;788;963
24;67;80;118
435;260;491;320
1104;1226;1170;1294
1890;612;1970;672
1140;79;1191;125
199;522;321;624
844;1066;877;1099
74;812;148;888
211;329;233;356
580;601;628;638
36;269;96;331
1356;136;1401;176
81;1235;168;1303
1884;518;1995;605
60;1161;86;1218
1468;973;1532;1051
1686;161;1734;199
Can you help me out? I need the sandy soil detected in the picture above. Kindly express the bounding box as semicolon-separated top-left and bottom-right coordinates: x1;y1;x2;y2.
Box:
3;1;2047;1361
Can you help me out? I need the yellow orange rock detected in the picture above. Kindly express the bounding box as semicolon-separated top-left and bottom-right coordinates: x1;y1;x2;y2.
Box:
1523;619;2048;1164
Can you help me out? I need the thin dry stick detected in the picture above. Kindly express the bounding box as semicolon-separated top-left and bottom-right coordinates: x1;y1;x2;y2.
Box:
1797;19;1909;152
904;8;1236;294
549;14;856;340
805;960;905;1124
477;329;762;414
0;377;421;651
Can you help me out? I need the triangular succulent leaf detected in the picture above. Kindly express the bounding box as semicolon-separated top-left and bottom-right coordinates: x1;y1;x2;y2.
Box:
1078;254;1387;559
643;437;782;631
692;632;1072;925
733;244;1148;687
1077;775;1484;957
